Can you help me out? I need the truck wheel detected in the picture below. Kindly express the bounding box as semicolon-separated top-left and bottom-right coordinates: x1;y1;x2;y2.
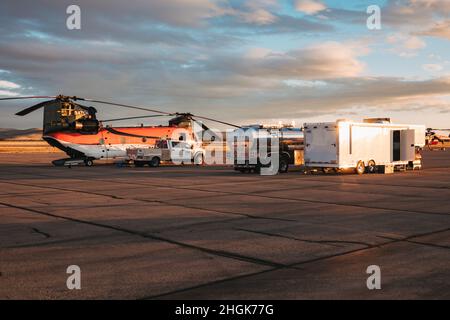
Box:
279;158;289;173
84;159;94;167
194;153;204;166
367;160;377;173
149;157;160;167
355;160;365;175
135;161;145;167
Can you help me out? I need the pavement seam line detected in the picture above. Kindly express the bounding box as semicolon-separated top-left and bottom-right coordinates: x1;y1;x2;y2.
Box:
0;200;284;269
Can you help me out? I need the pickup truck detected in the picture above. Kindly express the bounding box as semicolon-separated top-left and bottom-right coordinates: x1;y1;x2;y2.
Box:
126;139;205;167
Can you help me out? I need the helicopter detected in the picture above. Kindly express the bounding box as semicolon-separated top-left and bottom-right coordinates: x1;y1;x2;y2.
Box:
0;95;239;166
425;128;450;150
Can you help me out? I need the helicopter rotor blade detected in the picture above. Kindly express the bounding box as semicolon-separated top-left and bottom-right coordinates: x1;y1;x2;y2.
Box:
71;97;172;115
101;114;171;123
0;96;57;101
190;114;240;128
15;100;57;116
2;94;242;129
70;97;240;128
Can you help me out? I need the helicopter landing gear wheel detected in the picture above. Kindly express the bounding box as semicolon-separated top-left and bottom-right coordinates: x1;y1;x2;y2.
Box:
355;160;365;175
366;160;376;173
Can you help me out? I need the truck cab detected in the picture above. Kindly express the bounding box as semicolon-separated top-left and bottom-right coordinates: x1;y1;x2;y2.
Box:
126;139;204;167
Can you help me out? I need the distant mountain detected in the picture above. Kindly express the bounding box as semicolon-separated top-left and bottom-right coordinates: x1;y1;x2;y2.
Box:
0;128;42;141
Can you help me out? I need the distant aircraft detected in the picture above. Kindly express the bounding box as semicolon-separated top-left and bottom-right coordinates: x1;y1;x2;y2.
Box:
425;128;450;150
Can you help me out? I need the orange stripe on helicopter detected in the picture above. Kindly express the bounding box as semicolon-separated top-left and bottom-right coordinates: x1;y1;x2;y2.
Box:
46;126;189;145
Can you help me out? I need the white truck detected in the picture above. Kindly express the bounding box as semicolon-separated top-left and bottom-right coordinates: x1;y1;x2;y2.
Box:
303;119;426;174
126;139;205;167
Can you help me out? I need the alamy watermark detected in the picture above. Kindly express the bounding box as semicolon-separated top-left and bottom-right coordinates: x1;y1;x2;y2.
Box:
367;5;381;30
366;265;381;290
66;265;81;290
66;5;81;30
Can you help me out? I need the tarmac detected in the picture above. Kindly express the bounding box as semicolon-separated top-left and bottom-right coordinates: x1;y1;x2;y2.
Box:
0;150;449;299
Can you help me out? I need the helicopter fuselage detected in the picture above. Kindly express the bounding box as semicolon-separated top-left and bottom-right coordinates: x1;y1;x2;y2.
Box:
43;125;189;161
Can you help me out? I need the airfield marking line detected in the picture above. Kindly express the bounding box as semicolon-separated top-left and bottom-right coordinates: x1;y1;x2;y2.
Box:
234;227;374;248
401;240;450;250
0;200;284;269
5;233;127;249
8;174;448;235
11;165;450;191
30;227;51;239
142;199;295;222
144;226;450;299
0;179;295;223
34;176;450;218
3;166;450;202
1;173;449;239
5;190;445;299
377;235;450;250
3;169;448;216
1;175;448;300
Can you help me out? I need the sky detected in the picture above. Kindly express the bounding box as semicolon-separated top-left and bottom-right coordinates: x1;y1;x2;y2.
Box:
0;0;449;129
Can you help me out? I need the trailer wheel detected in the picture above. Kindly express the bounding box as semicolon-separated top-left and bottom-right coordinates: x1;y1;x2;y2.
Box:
84;159;94;167
322;168;334;174
366;160;377;173
355;160;365;175
149;157;160;167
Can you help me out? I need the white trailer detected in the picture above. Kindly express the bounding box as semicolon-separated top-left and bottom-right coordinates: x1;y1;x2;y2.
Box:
303;120;425;174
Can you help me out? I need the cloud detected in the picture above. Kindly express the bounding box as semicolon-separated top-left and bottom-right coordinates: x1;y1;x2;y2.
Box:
0;0;449;129
417;20;450;40
235;76;450;121
422;64;443;72
403;36;426;50
0;90;20;97
208;42;367;80
386;34;426;56
282;80;327;88
316;1;450;42
234;0;279;25
295;0;327;15
381;0;450;42
0;80;20;89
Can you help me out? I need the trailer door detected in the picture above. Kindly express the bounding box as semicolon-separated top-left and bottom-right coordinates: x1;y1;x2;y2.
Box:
305;125;337;164
393;130;401;161
400;129;415;161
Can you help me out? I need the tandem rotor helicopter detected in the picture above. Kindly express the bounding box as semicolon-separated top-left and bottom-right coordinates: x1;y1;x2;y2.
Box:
425;128;450;150
0;95;240;166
